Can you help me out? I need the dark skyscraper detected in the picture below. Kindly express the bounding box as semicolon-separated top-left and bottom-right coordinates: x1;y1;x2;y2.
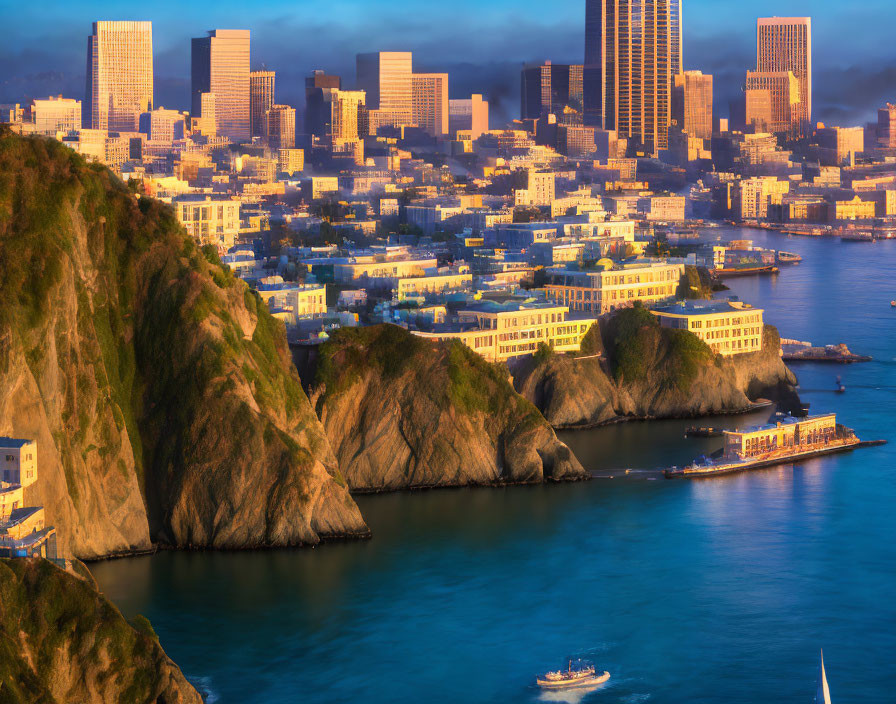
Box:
520;62;583;121
584;0;682;154
305;70;341;137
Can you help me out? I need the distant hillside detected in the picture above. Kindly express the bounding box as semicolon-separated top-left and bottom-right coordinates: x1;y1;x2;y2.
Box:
297;324;586;491
0;558;202;704
0;130;367;558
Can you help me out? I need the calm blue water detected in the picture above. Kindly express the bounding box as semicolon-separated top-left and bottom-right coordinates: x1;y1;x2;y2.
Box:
90;229;896;704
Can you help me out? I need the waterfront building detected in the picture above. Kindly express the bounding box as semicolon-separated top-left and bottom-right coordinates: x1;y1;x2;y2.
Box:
652;300;764;356
736;177;791;220
545;260;685;315
249;70;276;139
265;104;296;149
583;0;683;155
31;96;82;136
413;301;597;362
173;194;241;251
832;196;875;221
448;95;489;139
745;71;801;136
86;21;154;132
192;29;251;141
0;438;56;560
305;70;342;137
756;17;811;134
356;52;413;130
520;62;584;121
724;414;836;460
138;107;186;143
411;73;448;136
671;71;713;140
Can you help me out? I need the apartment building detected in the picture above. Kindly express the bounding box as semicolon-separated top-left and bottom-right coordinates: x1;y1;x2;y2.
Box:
173;194;241;251
652;300;764;356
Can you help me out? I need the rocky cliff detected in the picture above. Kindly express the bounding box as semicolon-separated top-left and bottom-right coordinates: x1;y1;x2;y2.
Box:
298;325;586;491
0;130;367;558
513;306;799;428
0;558;202;704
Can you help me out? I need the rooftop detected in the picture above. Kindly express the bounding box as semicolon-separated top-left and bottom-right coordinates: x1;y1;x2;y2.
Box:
0;437;31;449
654;299;762;316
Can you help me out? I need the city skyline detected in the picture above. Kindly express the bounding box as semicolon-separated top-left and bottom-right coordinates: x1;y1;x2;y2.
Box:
1;0;895;128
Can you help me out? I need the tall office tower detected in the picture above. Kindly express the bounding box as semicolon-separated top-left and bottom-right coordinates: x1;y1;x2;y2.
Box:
328;89;366;143
85;21;153;132
756;17;811;133
583;0;682;154
448;94;489;139
249;70;276;139
743;87;773;133
356;52;413;130
745;71;800;135
264;104;296;149
411;73;448;136
671;70;712;139
305;70;341;136
877;104;896;149
520;62;584;121
191;30;251;141
32;96;82;135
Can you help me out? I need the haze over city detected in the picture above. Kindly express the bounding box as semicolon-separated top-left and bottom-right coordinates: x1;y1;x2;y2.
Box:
2;0;895;124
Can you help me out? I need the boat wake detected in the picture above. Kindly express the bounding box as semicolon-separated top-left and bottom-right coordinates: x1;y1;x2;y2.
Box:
536;681;610;704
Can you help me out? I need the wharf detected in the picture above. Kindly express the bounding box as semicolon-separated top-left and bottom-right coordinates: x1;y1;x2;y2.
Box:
664;439;886;479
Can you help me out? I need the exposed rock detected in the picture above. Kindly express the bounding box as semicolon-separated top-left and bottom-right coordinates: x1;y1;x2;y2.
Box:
0;557;203;704
0;131;367;558
297;325;586;491
513;307;800;428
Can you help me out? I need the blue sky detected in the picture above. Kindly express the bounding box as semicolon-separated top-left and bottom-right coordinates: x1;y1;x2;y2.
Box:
2;0;895;125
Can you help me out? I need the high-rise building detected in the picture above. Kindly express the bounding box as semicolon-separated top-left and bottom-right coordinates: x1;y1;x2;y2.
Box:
520;62;584;121
264;104;296;149
86;21;154;132
138;107;186;143
745;71;800;136
191;30;251;141
249;70;275;139
305;70;341;136
756;17;811;133
411;73;448;136
877;104;896;149
448;94;489;139
32;96;82;135
356;52;413;130
583;0;683;155
671;71;712;139
328;89;366;143
743;87;773;133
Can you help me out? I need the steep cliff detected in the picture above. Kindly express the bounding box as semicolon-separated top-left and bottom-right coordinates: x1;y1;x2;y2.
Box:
0;558;202;704
299;325;586;491
513;306;800;428
0;131;366;558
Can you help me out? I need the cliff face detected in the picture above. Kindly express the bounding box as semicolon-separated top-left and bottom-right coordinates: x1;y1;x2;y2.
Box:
513;307;799;428
0;131;366;558
0;558;202;704
300;325;586;491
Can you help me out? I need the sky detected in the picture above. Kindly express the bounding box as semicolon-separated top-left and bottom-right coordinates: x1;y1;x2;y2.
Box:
1;0;895;127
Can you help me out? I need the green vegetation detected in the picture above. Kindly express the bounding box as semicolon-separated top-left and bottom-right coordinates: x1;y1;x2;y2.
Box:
678;265;714;300
604;304;714;392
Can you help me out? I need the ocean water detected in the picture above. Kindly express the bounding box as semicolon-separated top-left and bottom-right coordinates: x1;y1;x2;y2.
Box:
90;229;896;704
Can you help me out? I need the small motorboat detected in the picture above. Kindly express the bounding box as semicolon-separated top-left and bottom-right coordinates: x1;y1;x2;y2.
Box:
536;661;610;689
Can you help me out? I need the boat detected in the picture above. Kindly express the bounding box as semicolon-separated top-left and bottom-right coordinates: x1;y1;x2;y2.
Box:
536;661;610;689
776;251;802;264
817;650;832;704
685;426;723;438
715;264;779;277
840;230;874;242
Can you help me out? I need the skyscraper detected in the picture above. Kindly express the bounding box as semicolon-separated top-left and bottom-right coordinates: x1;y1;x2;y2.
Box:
411;73;448;136
85;21;153;132
249;70;276;139
583;0;683;155
520;62;584;121
356;52;413;130
264;105;296;149
671;70;712;139
191;30;251;141
305;70;342;137
756;17;811;133
745;71;800;135
448;95;489;139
